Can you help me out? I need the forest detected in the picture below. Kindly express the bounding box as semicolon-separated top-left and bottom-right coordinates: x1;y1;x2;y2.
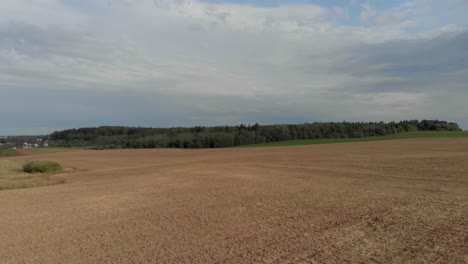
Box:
49;120;461;149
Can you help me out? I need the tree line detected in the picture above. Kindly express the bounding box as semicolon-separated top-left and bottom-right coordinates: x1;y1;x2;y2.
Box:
49;120;461;149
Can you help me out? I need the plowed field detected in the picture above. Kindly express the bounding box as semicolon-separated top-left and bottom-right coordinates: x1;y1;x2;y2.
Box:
1;138;467;263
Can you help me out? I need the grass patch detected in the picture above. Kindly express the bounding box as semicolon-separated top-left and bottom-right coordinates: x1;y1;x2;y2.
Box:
235;131;468;148
23;160;63;174
28;147;74;153
0;160;66;191
19;147;81;155
0;149;19;157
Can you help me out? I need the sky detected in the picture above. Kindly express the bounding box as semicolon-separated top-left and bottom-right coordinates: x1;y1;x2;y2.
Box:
1;0;467;135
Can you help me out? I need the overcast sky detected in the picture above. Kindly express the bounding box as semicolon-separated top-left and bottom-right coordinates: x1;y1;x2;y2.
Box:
1;0;467;135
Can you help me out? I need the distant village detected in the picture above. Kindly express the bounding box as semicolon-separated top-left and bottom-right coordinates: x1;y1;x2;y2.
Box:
0;136;49;149
19;138;50;149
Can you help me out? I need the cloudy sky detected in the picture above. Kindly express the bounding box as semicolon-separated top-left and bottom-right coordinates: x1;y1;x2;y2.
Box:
1;0;467;135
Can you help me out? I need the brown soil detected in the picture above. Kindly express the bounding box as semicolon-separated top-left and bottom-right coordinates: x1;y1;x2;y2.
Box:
1;138;467;263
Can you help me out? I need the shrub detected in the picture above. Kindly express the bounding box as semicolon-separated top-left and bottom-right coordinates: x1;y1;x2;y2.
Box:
23;161;63;174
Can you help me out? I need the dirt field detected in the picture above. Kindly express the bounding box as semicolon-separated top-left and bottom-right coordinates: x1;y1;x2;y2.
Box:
1;138;467;263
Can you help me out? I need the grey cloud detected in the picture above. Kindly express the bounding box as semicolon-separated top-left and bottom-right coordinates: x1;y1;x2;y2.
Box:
323;31;468;94
1;0;467;135
204;7;230;23
346;32;468;76
1;85;189;132
0;23;79;58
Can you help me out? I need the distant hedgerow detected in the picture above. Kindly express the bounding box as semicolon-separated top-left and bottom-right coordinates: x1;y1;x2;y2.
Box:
23;161;63;174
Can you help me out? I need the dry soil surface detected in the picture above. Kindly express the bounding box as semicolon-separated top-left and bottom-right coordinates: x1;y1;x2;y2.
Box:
1;138;467;263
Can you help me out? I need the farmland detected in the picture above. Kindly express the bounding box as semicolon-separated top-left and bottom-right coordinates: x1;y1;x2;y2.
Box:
0;160;66;191
1;138;467;263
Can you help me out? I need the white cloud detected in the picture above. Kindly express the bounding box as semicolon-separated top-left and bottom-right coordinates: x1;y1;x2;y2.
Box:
333;6;350;20
0;0;467;133
0;0;88;28
360;3;376;21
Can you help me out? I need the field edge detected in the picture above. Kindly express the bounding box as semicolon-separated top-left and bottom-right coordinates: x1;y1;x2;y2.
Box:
234;131;468;148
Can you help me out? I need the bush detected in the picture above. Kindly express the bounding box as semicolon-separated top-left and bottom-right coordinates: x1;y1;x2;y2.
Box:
23;161;63;174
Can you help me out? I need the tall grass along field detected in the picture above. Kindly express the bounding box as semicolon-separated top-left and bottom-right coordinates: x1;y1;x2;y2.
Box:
235;131;468;148
0;149;19;157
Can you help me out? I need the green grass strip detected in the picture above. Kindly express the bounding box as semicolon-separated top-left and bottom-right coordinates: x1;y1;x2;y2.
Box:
0;149;19;157
235;131;468;148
